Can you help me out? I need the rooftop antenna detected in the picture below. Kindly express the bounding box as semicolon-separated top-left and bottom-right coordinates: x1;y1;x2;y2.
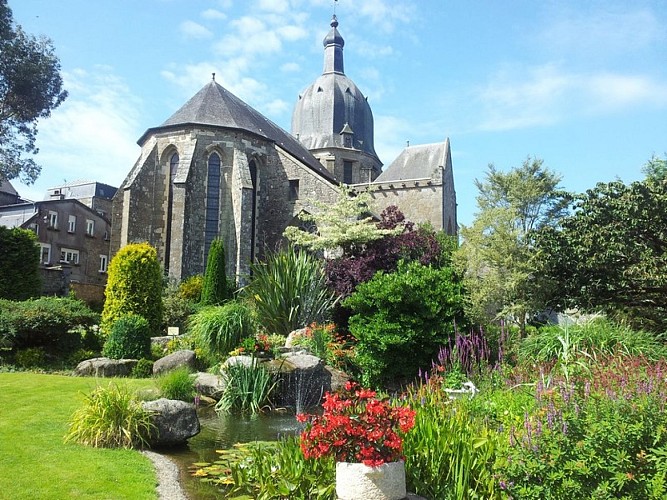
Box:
212;72;216;81
333;0;338;16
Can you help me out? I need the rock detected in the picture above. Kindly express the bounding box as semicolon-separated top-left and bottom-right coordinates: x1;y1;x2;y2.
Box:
223;355;257;368
142;398;200;447
285;327;307;348
74;357;138;377
266;353;332;410
193;372;225;399
153;350;197;376
325;365;351;393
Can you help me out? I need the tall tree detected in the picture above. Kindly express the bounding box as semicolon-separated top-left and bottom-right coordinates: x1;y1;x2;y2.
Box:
536;162;667;333
201;238;231;306
0;0;67;183
456;157;569;333
0;226;40;299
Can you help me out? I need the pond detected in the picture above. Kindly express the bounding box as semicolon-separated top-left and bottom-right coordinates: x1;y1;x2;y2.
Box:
164;407;304;499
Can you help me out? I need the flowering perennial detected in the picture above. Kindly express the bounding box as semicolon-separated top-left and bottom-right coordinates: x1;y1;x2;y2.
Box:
297;381;416;467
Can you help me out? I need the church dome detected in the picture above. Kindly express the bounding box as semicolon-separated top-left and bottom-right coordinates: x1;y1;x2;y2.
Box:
291;16;379;160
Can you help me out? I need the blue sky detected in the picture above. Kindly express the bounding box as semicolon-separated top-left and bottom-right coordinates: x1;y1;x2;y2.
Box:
10;0;667;226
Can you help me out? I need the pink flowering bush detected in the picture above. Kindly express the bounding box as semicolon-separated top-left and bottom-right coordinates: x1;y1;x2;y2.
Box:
297;381;416;467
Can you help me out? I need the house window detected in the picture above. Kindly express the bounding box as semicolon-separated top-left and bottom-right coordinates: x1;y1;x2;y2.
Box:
289;179;300;201
60;248;80;265
39;243;51;264
68;215;76;233
99;254;108;273
343;161;353;184
30;223;39;236
86;219;94;236
48;211;58;229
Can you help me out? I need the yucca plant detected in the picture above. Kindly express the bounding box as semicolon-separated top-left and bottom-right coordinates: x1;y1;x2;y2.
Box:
64;383;155;449
188;301;256;361
216;359;276;414
243;246;338;336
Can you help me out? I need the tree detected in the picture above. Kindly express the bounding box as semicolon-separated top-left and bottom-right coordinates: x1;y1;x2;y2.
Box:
101;243;163;336
455;157;570;333
0;0;67;183
536;171;667;332
201;239;231;306
641;153;667;182
283;184;400;254
0;226;40;300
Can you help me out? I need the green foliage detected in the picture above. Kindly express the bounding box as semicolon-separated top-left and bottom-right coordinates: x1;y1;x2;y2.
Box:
193;438;336;499
344;260;465;386
536;175;667;333
102;313;151;360
201;239;232;306
14;346;46;368
0;296;98;354
161;278;198;332
642;153;667;182
0;0;68;183
179;274;204;302
456;157;570;333
156;366;195;401
243;246;338;336
64;382;155;449
189;301;256;362
0;227;40;300
216;359;276;414
284;184;400;253
402;391;500;499
101;242;163;336
131;358;154;379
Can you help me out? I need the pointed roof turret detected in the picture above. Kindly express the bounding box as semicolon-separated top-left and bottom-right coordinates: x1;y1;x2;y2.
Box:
323;15;344;74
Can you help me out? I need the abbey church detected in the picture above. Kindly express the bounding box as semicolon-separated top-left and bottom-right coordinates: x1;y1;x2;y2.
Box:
110;16;457;281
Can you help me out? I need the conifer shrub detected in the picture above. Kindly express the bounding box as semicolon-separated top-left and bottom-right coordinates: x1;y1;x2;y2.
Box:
201;239;232;306
101;243;163;336
0;227;40;300
131;358;154;378
102;314;152;360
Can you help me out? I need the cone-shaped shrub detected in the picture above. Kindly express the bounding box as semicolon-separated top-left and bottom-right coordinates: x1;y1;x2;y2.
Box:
201;239;232;306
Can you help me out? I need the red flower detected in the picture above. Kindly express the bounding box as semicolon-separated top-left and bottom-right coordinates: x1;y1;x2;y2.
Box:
297;381;415;465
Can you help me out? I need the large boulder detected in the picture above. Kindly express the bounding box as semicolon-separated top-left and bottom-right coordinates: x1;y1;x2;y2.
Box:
74;357;137;377
266;352;332;411
142;398;200;447
194;372;225;399
153;350;197;376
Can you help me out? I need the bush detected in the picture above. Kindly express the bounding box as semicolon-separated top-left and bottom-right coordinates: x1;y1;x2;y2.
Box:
162;279;198;332
179;274;204;302
131;358;154;378
0;296;99;354
102;314;152;360
64;383;155;449
156;366;195;401
101;243;163;336
344;261;465;387
243;246;338;336
0;227;40;300
68;348;99;366
189;301;256;362
201;239;233;306
14;347;47;369
217;359;276;414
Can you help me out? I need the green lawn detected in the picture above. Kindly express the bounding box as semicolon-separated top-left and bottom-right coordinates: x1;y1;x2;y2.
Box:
0;373;158;500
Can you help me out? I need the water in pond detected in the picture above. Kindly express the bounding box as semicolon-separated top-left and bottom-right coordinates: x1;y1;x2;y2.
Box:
164;407;304;499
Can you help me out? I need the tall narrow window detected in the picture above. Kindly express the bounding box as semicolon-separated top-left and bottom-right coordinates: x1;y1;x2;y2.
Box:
99;255;108;273
40;243;51;264
249;160;258;263
204;152;221;262
86;219;95;236
343;161;353;184
289;179;299;201
67;215;76;233
48;211;58;229
165;151;179;272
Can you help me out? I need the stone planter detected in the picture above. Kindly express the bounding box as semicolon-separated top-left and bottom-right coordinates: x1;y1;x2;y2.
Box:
335;460;406;500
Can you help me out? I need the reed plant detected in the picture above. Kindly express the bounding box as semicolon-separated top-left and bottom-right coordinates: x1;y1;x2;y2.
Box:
64;382;155;449
243;246;338;336
216;358;276;414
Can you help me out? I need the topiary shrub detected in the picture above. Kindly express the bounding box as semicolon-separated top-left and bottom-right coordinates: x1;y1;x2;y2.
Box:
103;314;152;360
189;301;256;362
201;239;232;306
131;358;154;378
344;260;466;387
101;243;163;336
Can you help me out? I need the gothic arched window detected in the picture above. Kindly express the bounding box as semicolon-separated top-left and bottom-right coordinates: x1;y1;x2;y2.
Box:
204;152;221;262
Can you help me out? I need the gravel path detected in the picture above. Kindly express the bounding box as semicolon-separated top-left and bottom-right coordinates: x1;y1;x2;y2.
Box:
142;450;188;500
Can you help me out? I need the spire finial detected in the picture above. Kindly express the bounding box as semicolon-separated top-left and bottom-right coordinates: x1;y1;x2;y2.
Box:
212;72;216;81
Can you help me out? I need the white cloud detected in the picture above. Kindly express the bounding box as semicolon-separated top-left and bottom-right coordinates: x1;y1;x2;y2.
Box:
476;64;667;131
257;0;289;14
277;24;308;42
281;62;300;72
201;9;227;21
180;20;213;40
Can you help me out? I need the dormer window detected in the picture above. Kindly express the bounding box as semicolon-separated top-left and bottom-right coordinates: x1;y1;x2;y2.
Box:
340;122;354;149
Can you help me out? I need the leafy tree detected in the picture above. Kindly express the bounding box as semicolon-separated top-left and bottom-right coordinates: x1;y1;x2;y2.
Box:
101;243;163;336
0;0;67;183
283;184;400;254
201;239;232;306
0;226;40;299
536;170;667;332
456;157;570;333
641;153;667;182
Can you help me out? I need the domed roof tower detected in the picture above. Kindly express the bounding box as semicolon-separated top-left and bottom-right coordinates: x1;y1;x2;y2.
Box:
292;16;382;184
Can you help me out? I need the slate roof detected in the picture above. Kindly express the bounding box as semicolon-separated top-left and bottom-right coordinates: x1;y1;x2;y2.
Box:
0;179;18;196
375;139;451;182
139;80;336;183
